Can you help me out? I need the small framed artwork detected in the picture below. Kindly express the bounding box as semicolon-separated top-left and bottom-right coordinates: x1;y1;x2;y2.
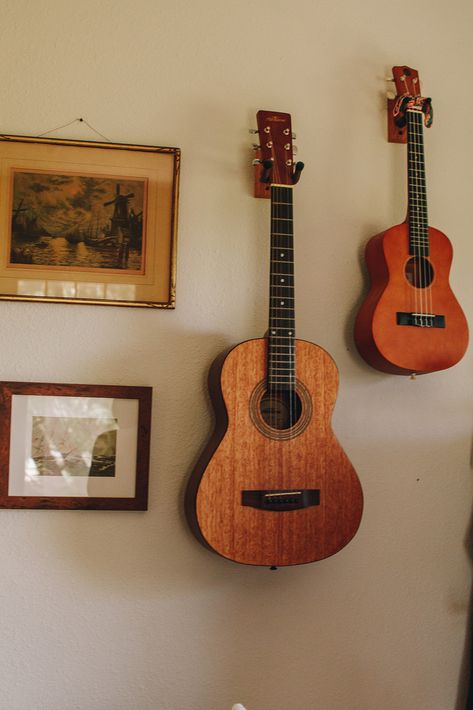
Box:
0;381;152;510
0;134;180;307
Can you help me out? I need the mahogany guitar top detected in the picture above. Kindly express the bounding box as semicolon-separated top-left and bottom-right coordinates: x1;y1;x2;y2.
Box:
187;338;363;567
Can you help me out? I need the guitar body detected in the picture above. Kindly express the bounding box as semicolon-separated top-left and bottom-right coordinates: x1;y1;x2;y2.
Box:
355;222;469;375
186;338;363;567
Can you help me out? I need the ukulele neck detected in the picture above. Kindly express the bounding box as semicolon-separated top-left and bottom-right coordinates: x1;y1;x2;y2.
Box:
406;108;429;256
268;184;296;393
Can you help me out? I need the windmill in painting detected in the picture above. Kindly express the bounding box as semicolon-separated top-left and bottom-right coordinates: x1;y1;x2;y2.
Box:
9;170;147;273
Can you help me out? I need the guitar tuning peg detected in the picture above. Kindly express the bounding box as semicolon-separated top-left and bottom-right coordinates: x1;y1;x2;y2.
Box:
292;146;298;155
292;132;296;139
252;144;261;150
249;129;259;134
252;158;262;166
385;77;395;82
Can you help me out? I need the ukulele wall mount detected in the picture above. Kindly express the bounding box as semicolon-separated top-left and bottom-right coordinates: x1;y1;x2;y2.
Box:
387;88;434;143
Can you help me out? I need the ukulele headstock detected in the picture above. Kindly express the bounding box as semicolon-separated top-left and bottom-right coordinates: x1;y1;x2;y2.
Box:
387;66;433;143
253;110;304;197
392;66;421;97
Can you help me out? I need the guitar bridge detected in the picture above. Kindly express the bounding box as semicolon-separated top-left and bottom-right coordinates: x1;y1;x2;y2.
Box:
241;489;320;512
396;312;445;328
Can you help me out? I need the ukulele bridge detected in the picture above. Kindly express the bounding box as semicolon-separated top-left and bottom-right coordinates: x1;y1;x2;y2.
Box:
396;312;445;328
241;489;320;512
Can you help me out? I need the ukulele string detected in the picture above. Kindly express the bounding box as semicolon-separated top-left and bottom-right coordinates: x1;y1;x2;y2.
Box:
409;109;425;320
410;110;423;318
414;110;428;318
411;108;433;323
418;108;434;321
408;109;421;319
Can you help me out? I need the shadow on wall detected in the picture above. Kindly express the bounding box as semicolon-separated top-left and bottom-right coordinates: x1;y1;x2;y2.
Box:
455;467;473;710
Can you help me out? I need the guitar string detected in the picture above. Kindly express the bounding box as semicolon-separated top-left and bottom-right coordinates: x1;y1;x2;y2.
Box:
276;182;295;433
268;136;295;437
270;132;279;434
280;183;295;433
264;123;297;446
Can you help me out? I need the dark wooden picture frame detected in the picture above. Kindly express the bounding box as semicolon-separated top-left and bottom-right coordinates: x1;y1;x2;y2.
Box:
0;381;152;510
0;134;180;308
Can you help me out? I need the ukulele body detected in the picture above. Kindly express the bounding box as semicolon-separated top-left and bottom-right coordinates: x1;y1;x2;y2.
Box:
354;222;468;375
186;338;363;567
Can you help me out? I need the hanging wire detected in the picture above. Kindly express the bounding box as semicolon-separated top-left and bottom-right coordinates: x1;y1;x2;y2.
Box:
37;117;112;142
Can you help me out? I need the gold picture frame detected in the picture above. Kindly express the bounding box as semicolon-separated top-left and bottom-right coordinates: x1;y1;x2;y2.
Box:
0;134;180;308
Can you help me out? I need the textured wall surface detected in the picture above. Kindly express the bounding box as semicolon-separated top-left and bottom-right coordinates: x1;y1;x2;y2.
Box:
0;1;472;709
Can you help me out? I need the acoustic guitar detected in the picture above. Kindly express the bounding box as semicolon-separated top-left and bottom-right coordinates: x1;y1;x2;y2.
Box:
185;111;363;567
354;66;468;375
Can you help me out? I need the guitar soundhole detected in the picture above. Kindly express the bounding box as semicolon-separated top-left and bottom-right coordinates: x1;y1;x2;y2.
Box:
250;380;312;441
405;256;434;288
260;390;302;430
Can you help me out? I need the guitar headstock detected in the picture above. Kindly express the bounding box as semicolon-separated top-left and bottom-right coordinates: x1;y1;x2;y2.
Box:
255;110;301;187
392;66;421;98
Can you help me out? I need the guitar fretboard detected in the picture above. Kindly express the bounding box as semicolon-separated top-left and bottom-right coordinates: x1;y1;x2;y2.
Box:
407;109;429;256
268;185;295;393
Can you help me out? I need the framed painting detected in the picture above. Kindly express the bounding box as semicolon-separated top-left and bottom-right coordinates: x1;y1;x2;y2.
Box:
0;134;180;307
0;381;152;510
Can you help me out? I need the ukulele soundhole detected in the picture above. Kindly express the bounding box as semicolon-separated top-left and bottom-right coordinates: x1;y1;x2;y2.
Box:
405;256;434;288
250;380;312;441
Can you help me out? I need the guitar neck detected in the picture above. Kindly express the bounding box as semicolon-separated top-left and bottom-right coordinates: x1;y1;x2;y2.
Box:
406;108;429;255
268;184;296;393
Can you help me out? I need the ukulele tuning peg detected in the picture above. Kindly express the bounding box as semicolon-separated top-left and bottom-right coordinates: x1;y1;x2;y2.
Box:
292;145;298;155
252;158;262;166
292;132;297;139
249;129;259;134
252;144;261;150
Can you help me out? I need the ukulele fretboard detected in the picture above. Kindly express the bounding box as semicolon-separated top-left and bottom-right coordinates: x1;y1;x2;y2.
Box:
268;185;295;392
407;108;429;256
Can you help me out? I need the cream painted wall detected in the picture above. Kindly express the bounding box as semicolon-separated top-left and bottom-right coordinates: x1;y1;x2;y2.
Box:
0;1;471;709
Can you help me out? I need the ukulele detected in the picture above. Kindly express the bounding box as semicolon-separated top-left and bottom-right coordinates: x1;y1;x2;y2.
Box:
185;111;363;567
354;66;468;375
